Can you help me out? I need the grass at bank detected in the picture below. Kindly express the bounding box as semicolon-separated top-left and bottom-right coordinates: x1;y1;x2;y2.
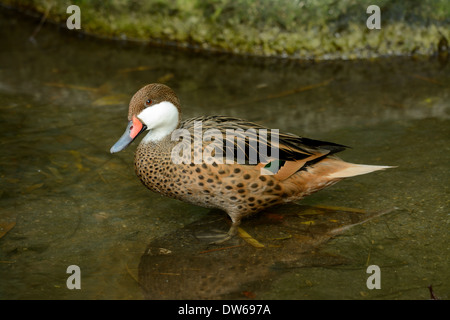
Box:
1;0;449;60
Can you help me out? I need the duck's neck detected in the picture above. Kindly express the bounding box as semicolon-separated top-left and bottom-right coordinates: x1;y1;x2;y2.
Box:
141;127;175;143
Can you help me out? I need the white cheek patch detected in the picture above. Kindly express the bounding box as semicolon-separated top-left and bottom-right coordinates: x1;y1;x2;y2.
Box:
138;101;179;143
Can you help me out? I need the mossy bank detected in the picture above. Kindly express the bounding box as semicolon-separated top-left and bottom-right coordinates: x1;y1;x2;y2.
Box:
1;0;449;60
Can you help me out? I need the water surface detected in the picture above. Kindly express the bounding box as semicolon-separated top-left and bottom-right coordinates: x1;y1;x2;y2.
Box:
0;9;448;300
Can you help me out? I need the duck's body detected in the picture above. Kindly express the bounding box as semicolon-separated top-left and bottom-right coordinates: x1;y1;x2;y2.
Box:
111;84;392;242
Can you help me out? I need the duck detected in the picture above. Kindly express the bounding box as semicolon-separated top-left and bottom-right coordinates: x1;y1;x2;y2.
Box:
110;83;392;243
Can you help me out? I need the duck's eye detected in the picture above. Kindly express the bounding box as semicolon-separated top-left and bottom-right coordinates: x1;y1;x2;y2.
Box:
145;99;152;106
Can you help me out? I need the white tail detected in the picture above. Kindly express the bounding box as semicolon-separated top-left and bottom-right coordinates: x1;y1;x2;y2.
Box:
327;163;395;179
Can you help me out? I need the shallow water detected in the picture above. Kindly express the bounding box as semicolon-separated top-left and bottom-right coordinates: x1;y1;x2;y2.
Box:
0;8;449;300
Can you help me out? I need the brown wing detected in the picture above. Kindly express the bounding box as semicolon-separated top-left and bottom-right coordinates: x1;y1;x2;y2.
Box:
178;116;348;180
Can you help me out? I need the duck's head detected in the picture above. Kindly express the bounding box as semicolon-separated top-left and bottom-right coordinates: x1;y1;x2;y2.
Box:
110;83;181;153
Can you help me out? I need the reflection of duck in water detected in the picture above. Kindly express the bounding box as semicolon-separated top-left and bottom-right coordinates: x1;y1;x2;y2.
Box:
111;83;393;242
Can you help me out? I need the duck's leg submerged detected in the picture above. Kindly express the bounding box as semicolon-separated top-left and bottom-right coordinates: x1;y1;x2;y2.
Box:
198;213;242;245
208;221;240;245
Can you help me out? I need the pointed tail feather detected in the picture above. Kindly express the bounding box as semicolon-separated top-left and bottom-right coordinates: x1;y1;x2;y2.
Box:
327;163;395;179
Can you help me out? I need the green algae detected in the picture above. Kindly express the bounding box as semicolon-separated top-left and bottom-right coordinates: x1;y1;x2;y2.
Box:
1;0;449;60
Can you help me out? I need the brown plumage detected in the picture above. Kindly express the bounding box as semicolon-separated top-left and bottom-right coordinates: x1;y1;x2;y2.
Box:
111;83;393;243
